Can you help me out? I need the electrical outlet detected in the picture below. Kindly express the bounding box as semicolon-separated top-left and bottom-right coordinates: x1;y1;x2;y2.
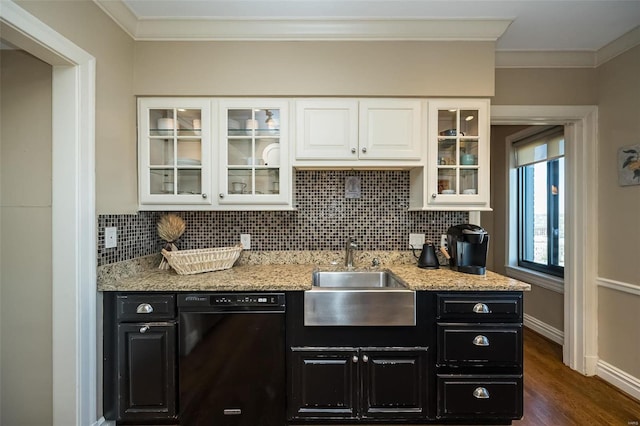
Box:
105;227;117;248
440;234;448;249
240;234;251;250
409;233;425;249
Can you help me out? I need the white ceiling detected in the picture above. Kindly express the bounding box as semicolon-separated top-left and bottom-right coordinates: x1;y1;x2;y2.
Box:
95;0;640;65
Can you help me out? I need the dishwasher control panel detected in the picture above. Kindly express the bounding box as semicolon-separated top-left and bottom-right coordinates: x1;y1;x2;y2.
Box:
213;294;280;306
178;293;285;312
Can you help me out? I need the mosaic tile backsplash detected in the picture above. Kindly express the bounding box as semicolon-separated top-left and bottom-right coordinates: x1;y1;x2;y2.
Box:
97;170;468;266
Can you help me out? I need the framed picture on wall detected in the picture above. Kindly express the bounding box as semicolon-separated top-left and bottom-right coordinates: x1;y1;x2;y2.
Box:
617;144;640;186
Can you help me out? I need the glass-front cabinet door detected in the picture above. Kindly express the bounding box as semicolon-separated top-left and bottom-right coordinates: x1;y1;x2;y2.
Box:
138;98;211;206
218;99;290;205
426;99;490;209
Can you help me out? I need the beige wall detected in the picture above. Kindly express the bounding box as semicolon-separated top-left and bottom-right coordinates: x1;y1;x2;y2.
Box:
596;44;640;284
0;50;53;425
493;68;598;106
483;125;528;274
134;41;495;97
596;44;640;377
524;285;564;331
598;287;640;378
16;0;137;214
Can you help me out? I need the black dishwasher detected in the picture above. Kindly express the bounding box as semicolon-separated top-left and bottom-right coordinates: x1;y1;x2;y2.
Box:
177;293;286;426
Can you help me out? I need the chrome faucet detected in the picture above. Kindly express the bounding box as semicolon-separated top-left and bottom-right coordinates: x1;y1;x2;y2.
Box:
345;237;358;267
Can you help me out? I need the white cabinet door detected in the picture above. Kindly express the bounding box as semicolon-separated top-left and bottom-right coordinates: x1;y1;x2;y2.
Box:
359;99;422;160
295;99;359;160
424;99;490;210
295;98;422;163
218;99;291;207
138;98;212;207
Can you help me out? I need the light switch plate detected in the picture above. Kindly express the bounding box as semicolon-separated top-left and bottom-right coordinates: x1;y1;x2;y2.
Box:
105;226;117;248
240;234;251;250
409;233;425;249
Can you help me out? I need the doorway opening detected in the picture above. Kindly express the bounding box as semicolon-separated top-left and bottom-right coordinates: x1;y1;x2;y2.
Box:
0;3;96;425
490;105;598;375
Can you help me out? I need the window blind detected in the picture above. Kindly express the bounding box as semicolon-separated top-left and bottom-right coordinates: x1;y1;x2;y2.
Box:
514;126;564;167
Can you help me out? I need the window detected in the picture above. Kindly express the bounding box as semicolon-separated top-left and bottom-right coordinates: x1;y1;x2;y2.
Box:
514;127;565;277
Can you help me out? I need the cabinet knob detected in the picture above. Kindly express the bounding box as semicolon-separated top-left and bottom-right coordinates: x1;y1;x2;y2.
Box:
219;193;224;199
351;148;356;154
431;193;437;199
473;335;490;347
361;147;367;153
472;302;490;314
352;355;358;363
202;193;207;199
139;325;150;334
362;354;369;363
473;387;490;399
136;303;153;314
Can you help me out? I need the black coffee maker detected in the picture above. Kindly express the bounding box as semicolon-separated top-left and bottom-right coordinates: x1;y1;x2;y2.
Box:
446;224;489;275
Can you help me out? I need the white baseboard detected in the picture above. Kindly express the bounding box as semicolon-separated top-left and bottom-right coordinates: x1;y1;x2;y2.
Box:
523;313;564;345
93;417;114;426
597;360;640;402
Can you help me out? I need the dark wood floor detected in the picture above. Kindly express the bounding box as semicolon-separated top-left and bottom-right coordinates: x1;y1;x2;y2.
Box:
515;328;640;425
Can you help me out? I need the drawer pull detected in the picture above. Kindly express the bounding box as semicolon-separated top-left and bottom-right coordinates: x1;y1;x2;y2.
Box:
472;302;490;314
136;303;154;314
473;387;490;399
139;325;150;334
473;335;490;346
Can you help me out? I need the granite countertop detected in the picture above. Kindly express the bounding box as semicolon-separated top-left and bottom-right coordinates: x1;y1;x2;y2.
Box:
98;251;530;292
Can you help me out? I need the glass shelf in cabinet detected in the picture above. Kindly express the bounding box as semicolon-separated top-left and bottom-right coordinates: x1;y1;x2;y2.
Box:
228;129;255;136
150;130;175;137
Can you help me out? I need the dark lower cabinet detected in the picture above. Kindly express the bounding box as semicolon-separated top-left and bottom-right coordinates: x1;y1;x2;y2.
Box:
117;322;177;422
288;347;429;422
437;375;523;419
438;324;522;366
435;292;524;423
361;348;429;419
104;293;178;425
289;348;359;420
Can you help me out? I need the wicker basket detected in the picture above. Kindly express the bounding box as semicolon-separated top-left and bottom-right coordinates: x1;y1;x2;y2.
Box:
161;245;242;275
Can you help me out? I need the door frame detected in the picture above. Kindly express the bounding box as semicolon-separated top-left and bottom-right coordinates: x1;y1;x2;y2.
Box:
0;1;96;424
491;105;598;375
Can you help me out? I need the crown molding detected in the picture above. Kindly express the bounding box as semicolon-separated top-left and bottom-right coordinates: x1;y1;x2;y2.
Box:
596;25;640;67
93;0;138;39
132;18;511;41
496;24;640;68
93;0;511;41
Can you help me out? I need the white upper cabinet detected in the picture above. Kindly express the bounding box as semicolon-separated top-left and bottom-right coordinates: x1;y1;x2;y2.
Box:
138;98;212;208
294;99;422;165
358;99;422;160
217;99;292;208
137;97;489;212
295;99;359;160
410;99;491;211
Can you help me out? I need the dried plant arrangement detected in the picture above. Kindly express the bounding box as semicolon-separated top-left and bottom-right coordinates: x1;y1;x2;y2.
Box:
157;213;186;269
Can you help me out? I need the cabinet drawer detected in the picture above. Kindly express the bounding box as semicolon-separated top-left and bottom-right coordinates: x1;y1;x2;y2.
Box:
116;294;175;321
437;375;523;419
438;324;522;365
437;293;522;321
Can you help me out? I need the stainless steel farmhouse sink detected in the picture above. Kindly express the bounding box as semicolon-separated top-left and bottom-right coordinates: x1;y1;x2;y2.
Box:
304;270;416;326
